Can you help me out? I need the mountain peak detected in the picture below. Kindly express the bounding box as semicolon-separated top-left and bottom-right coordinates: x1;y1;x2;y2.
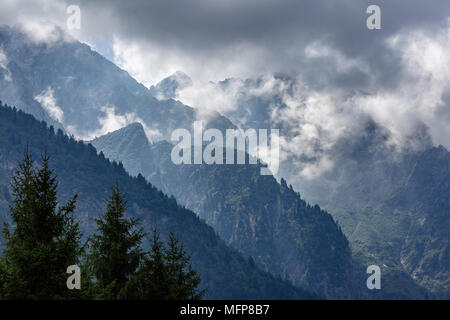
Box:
122;121;145;132
92;122;147;142
149;71;193;100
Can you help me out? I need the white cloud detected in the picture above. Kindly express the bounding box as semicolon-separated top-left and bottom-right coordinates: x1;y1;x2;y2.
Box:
172;21;450;181
0;48;12;81
34;87;64;122
72;105;161;142
112;37;272;88
304;41;369;74
1;1;449;183
19;20;71;43
177;79;243;119
356;22;450;150
270;77;365;179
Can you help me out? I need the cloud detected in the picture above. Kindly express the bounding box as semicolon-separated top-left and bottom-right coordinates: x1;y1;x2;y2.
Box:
112;36;271;87
34;87;64;122
0;0;70;41
180;17;450;180
76;0;449;86
1;0;450;180
176;78;243;116
356;21;450;149
0;47;12;81
1;1;449;87
19;20;73;43
72;105;161;142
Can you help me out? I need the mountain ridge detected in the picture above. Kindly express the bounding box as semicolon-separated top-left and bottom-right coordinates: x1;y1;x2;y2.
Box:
92;122;357;299
0;101;316;299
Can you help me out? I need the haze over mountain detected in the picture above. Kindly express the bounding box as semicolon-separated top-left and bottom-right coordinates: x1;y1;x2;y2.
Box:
92;121;448;299
150;71;450;298
0;25;233;142
0;19;448;299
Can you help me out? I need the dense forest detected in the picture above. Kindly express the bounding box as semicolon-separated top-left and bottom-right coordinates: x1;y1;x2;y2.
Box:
0;101;315;299
0;151;202;299
92;117;448;300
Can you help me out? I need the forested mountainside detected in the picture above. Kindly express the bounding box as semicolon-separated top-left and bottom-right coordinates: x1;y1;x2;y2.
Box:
392;147;449;297
149;73;447;298
332;146;450;298
93;121;449;299
0;101;316;299
92;122;356;299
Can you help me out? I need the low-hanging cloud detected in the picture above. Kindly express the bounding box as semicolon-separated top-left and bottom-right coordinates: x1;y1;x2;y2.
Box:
1;0;450;181
72;105;162;142
34;87;64;123
0;47;12;81
171;20;450;180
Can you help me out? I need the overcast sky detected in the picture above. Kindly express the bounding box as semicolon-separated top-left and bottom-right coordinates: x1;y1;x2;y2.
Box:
1;0;448;83
1;0;450;178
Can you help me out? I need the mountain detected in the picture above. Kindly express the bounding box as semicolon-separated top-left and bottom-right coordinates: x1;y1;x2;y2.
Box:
149;71;193;100
0;25;232;141
0;101;316;299
92;122;356;299
327;145;450;298
389;146;449;297
2;23;446;299
156;72;449;298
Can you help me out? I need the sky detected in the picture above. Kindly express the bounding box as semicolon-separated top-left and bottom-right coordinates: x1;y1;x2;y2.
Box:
1;0;450;179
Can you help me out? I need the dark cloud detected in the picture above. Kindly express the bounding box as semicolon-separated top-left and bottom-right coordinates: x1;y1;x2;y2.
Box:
2;0;449;86
69;0;449;92
76;0;449;55
1;0;449;154
78;0;448;48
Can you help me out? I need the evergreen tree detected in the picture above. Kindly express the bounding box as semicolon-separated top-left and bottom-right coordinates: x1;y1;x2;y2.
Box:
165;232;204;300
124;228;169;299
0;150;82;299
88;185;144;299
129;229;205;300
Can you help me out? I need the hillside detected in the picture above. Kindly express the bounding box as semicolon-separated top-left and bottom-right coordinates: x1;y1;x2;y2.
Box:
333;146;450;298
0;101;315;299
92;122;356;299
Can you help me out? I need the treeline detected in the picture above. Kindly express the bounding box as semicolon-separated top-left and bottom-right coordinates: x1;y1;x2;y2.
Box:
0;150;204;300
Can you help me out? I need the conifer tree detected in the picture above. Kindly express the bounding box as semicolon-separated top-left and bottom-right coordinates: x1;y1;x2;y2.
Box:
127;228;170;299
164;232;204;300
0;150;82;299
88;185;144;299
129;229;205;300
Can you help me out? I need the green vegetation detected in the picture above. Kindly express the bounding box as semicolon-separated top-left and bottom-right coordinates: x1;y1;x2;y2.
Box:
0;150;203;300
92;122;354;299
0;101;315;299
331;146;450;299
0;151;82;299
